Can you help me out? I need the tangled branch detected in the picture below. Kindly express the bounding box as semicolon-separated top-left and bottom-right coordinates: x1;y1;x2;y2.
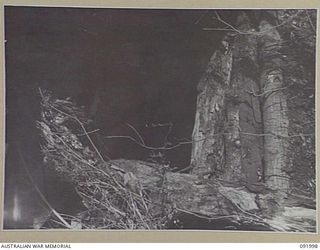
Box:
37;89;173;229
203;10;304;36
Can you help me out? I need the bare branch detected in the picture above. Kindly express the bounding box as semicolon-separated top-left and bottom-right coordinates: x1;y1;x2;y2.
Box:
164;122;173;144
77;129;100;137
126;123;146;146
194;10;209;25
105;135;191;151
203;10;303;36
213;11;252;35
305;10;316;33
105;131;314;151
18;148;72;229
245;86;287;98
202;27;235;32
175;207;237;221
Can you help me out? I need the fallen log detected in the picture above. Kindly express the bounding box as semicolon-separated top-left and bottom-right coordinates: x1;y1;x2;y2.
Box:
105;159;316;232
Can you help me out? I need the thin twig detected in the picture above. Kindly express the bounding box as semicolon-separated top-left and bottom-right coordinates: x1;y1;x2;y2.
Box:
105;131;314;151
204;10;303;36
105;135;191;150
245;87;287;97
194;10;209;25
164;122;173;145
126;123;146;145
176;207;237;221
202;28;236;32
176;165;193;173
77;129;100;137
305;10;316;33
212;11;252;35
17;148;72;229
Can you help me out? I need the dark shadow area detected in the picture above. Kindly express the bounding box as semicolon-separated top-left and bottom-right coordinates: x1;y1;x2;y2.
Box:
4;6;228;229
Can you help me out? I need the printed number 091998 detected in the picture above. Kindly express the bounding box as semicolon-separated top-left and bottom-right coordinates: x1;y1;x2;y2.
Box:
300;244;318;248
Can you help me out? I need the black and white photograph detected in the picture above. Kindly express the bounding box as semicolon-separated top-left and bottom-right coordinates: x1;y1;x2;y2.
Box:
3;6;317;232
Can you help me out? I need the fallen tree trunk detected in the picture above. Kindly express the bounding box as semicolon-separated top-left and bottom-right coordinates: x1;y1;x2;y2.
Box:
108;159;257;217
107;159;316;232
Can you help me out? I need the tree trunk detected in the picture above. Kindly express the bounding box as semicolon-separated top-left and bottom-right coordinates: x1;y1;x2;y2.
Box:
191;13;265;186
188;12;295;229
223;13;263;184
191;48;232;176
191;13;290;192
258;20;290;191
